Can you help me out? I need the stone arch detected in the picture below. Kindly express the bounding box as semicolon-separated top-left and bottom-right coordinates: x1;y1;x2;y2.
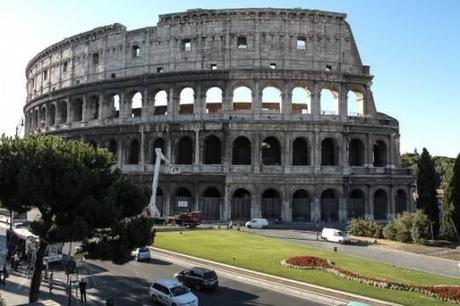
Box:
233;86;252;111
262;136;281;165
173;187;193;214
154;90;168;115
48;104;56;126
261;188;281;221
179;87;194;114
205;87;223;113
201;186;222;220
87;95;100;120
395;189;408;215
292;189;311;222
109;94;120;119
373;140;387;167
348;189;365;219
292;137;309;165
320;88;339;115
231;188;251;221
348;90;364;116
176;136;193;165
127;138;140;164
321;137;339;166
203;135;222;165
321;189;339;222
131;91;142;118
71;98;83;122
349;138;365;166
374;189;388;220
262;86;282;112
232;136;251;165
291;86;311;114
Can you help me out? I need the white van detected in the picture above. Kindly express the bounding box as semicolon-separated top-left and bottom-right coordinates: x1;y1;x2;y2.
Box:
321;228;351;244
245;218;268;229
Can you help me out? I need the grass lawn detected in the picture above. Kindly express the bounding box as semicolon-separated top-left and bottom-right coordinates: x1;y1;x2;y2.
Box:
154;229;460;306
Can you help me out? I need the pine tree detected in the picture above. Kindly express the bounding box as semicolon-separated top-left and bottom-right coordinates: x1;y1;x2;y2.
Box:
439;165;458;241
416;148;440;237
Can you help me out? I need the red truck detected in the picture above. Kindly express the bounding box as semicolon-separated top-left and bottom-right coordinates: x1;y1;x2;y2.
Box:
172;211;202;227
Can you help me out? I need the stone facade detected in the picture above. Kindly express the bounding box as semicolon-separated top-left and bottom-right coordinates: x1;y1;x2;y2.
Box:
24;8;414;224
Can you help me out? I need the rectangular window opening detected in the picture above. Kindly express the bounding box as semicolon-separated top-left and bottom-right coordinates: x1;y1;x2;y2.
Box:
210;64;217;70
92;53;99;65
269;63;276;69
325;65;332;72
157;67;163;73
183;39;192;52
237;36;247;49
297;37;306;50
43;69;48;80
132;45;140;57
63;61;68;72
111;73;116;79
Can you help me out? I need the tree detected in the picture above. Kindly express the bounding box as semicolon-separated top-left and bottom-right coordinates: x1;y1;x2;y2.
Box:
450;154;460;234
0;136;154;303
416;148;440;237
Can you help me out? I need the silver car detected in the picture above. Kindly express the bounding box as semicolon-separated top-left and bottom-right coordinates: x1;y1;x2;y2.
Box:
149;279;199;306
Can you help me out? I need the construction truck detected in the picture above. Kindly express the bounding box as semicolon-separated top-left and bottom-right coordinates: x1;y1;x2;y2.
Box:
170;211;202;228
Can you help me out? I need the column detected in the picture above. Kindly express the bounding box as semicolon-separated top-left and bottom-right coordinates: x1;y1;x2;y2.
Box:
252;81;261;117
367;187;374;220
338;83;348;119
81;95;87;122
251;194;261;218
98;93;104;120
140;127;145;167
281;198;292;222
119;92;129;120
142;88;150;120
66;99;71;124
194;85;204;118
284;132;291;173
310;82;321;118
388;187;396;219
366;133;374;167
223;185;230;221
311;197;320;223
222;83;232;118
282;86;292;115
252;135;260;173
167;87;176;120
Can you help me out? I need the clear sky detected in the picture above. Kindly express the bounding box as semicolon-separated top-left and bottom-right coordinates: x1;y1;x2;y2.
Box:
0;0;458;157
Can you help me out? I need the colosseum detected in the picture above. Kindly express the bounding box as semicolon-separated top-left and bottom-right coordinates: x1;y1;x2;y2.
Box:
24;8;414;225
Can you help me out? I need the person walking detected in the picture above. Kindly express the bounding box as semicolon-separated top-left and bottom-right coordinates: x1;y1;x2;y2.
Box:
0;264;7;285
48;271;54;293
79;279;87;303
13;253;20;272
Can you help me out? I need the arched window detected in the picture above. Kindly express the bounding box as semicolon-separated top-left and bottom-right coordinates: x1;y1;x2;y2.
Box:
292;189;311;222
262;137;281;165
151;138;165;164
292;138;309;165
321;189;339;222
348;189;365;219
154;90;168;115
262;86;282;112
232;136;251;165
395;189;407;215
231;188;251;220
349;139;365;166
347;90;364;116
179;87;194;114
320;89;338;115
321;138;338;166
233;86;252;111
127;139;140;164
108;139;117;157
261;189;281;221
291;87;311;114
203;135;222;164
131;92;142;118
201;187;222;220
85;96;99;120
39;107;46;128
173;187;193;213
48;104;56;126
111;94;120;118
374;189;388;220
205;87;222;113
373;140;387;167
71;98;83;122
177;137;193;164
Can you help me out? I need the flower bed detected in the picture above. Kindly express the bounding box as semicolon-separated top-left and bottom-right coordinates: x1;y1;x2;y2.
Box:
281;256;460;304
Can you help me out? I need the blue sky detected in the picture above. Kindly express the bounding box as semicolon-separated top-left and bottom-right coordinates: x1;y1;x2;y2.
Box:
0;0;458;157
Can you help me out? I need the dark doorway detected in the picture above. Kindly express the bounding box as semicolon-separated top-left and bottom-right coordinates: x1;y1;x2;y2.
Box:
292;189;311;222
232;137;251;165
177;137;193;165
261;189;281;221
292;138;309;165
204;135;222;164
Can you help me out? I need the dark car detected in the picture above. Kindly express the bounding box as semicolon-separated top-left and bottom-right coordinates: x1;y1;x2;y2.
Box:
174;267;219;291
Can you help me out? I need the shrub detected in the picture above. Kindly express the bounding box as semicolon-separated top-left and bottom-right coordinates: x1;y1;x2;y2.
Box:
347;218;383;238
383;211;430;243
383;221;397;240
394;212;414;242
411;210;430;243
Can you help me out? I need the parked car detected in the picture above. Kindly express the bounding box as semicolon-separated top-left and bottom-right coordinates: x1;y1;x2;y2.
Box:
149;279;199;306
245;218;268;229
321;228;351;244
131;247;151;261
174;267;219;291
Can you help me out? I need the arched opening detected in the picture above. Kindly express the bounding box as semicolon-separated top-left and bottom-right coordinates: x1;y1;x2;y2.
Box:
320;89;339;115
348;189;365;219
71;98;83;122
151;138;165;164
321;189;339;222
261;189;281;221
292;189;311;222
88;95;99;120
131;92;142;118
48;104;56;126
321;138;338;166
176;136;193;165
374;189;388;220
262;86;282;112
57;101;67;124
373;140;387;167
201;187;222;220
233;86;252;111
155;187;165;216
347;90;364;116
262;137;281;165
39;107;46;128
292;138;309;165
87;140;97;149
33;110;39;130
110;94;120;119
349;138;365;166
127;139;140;164
203;135;222;164
231;188;251;221
395;189;408;215
179;87;194;114
153;90;168;115
108;139;117;157
291;87;311;114
232;136;251;165
173;187;193;214
205;87;222;113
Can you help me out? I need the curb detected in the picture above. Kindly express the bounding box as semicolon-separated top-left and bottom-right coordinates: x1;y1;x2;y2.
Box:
151;247;401;306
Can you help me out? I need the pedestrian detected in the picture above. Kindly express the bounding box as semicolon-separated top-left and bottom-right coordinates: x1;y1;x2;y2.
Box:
43;259;49;279
13;253;20;272
0;264;7;285
79;279;87;303
48;271;54;293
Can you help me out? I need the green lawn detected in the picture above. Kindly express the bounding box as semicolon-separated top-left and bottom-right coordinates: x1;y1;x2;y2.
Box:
154;229;460;306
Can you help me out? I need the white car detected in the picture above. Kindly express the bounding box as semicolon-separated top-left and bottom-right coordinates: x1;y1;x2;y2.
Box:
131;247;151;261
245;218;268;229
321;228;351;244
149;279;199;306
